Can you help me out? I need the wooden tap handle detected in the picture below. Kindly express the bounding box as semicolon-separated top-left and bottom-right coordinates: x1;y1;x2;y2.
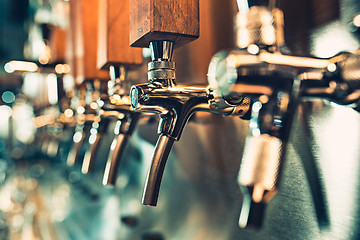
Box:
69;0;109;84
97;0;143;70
49;27;67;64
130;0;199;48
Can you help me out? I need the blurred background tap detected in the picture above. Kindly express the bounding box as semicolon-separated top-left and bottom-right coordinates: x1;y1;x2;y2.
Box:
96;0;144;186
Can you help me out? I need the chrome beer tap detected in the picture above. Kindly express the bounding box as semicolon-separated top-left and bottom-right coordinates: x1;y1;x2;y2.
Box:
130;40;250;206
207;0;331;228
102;66;140;185
205;0;360;228
93;0;143;184
81;80;111;174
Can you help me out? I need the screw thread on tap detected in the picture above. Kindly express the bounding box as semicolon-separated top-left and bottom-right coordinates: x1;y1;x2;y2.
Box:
148;41;176;87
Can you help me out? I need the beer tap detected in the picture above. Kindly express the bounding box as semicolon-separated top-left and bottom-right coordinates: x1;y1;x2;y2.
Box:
66;83;99;167
66;0;110;168
84;0;143;184
207;0;332;228
81;80;111;174
129;0;250;206
101;66;141;185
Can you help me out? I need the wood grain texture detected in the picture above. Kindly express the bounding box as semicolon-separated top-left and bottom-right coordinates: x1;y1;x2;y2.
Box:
130;0;199;48
97;0;143;70
81;0;109;81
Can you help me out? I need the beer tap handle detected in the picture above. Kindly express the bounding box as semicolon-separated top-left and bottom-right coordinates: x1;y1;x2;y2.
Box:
129;0;199;48
69;0;109;85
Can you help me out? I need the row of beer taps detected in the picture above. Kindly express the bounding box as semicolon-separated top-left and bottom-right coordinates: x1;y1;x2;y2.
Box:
37;0;360;230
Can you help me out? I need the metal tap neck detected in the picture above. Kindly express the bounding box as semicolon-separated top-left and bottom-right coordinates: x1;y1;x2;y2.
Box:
109;65;126;82
150;41;174;61
108;65;129;98
235;5;284;50
236;0;277;12
148;41;176;87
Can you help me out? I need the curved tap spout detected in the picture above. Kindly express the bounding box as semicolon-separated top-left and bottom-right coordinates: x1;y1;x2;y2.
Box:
100;65;142;185
142;134;175;206
66;119;93;166
130;83;250;206
81;118;110;174
102;112;139;185
130;83;209;206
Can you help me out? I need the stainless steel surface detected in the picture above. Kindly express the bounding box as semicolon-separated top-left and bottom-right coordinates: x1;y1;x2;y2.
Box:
102;114;139;186
142;134;175;206
300;51;360;109
150;41;174;62
81;118;110;174
147;41;176;87
66;120;92;167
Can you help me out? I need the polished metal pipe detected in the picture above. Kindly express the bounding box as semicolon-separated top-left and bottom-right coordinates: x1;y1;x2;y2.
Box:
142;134;175;206
81;118;110;174
66;120;92;166
300;51;360;110
102;133;129;185
150;41;174;61
102;114;139;185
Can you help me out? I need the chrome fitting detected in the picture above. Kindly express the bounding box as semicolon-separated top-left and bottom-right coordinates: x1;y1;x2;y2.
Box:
235;6;284;49
108;65;128;97
148;41;176;87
